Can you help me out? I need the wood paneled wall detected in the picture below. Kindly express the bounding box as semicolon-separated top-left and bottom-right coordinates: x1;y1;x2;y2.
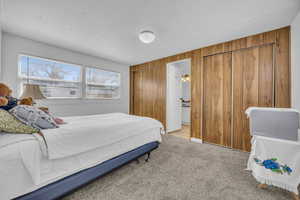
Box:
130;60;167;126
130;26;291;147
203;52;232;147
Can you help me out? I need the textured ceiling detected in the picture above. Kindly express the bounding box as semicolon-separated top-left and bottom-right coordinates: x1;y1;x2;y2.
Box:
1;0;300;65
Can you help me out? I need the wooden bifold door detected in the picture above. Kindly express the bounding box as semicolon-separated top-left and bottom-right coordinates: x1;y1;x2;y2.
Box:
203;44;274;151
203;52;232;148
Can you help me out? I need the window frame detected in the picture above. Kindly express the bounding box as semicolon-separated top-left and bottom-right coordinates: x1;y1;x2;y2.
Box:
18;54;83;99
85;66;121;100
17;54;121;100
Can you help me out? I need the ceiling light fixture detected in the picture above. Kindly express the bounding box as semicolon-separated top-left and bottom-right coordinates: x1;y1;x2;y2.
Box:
181;74;190;82
139;30;155;44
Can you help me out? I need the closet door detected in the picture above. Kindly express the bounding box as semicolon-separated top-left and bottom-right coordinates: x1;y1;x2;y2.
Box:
203;52;232;147
232;44;274;151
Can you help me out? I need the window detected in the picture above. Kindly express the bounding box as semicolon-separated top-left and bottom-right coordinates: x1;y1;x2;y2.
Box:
18;55;121;99
86;67;121;99
19;55;82;98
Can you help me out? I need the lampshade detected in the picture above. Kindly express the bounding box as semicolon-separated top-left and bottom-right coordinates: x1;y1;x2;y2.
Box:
20;84;46;99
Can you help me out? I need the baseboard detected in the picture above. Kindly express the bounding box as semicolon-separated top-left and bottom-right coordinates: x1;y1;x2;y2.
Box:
190;137;203;144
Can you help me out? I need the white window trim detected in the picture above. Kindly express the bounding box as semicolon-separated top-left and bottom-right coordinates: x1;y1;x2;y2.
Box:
18;54;121;100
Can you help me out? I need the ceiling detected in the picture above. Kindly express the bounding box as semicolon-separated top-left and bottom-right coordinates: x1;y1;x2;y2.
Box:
1;0;300;65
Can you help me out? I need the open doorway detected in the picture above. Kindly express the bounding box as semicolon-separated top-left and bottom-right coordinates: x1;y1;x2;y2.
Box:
166;59;191;139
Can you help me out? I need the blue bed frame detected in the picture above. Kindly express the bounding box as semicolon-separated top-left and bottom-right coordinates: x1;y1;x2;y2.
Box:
15;141;159;200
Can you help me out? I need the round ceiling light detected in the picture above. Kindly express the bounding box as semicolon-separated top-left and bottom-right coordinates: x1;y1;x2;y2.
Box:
139;30;155;44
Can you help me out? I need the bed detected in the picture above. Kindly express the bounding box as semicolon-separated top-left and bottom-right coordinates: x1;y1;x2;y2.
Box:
0;113;164;200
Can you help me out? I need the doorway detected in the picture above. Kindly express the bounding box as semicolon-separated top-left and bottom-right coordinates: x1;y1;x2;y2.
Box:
166;59;191;139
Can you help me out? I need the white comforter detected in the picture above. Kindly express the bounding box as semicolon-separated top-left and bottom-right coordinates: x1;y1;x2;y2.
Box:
0;113;163;199
0;133;42;184
42;113;164;159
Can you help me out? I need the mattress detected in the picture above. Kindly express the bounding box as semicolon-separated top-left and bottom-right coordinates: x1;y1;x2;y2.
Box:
0;127;162;200
41;113;164;159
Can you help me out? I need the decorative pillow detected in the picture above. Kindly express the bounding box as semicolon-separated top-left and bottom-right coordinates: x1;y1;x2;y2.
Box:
0;109;39;134
10;105;58;129
53;117;66;125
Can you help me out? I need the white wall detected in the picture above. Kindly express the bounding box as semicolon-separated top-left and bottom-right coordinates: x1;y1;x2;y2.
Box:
1;32;129;116
175;61;191;125
174;61;191;101
182;82;190;100
292;11;300;111
0;4;2;77
0;30;2;77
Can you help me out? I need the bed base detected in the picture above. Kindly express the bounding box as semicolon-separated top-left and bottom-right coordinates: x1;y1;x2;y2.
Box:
15;141;159;200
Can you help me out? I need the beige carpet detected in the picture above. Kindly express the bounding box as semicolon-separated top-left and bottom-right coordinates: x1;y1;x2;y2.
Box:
63;135;291;200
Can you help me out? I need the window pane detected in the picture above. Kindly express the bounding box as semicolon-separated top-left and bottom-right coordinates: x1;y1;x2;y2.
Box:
19;55;82;98
19;55;81;82
24;79;81;98
86;67;121;99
